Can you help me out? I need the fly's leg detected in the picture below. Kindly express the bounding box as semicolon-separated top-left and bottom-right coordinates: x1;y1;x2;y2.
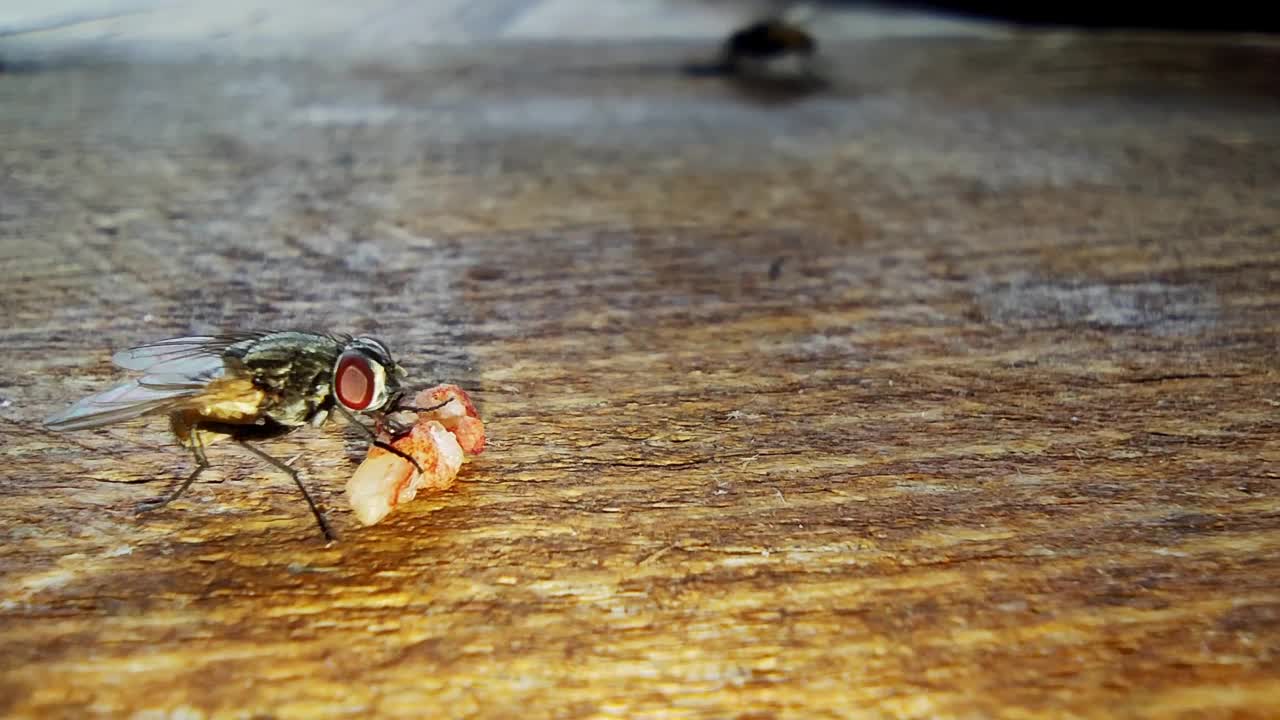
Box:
237;440;336;543
137;425;209;513
332;403;423;473
377;414;415;436
372;398;455;450
395;398;454;414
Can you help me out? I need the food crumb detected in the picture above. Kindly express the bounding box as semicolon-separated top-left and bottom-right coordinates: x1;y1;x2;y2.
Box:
345;384;485;526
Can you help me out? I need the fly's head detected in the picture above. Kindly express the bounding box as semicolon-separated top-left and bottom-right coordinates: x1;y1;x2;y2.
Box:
333;335;406;415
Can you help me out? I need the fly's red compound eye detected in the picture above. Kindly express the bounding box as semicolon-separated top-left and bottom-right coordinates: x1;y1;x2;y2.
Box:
335;355;376;410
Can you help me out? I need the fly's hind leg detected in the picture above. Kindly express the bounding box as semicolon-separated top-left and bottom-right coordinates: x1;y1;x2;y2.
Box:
236;440;336;543
136;414;210;514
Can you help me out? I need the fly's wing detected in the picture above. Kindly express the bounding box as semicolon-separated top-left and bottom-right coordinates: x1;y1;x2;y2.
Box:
111;332;270;373
42;378;207;431
43;332;269;431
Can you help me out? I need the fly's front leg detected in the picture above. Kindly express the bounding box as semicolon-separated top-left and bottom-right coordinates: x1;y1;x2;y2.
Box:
332;403;423;473
375;411;414;437
375;398;455;441
395;398;454;415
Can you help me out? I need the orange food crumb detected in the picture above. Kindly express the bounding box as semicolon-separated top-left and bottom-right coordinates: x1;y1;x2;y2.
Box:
346;384;485;526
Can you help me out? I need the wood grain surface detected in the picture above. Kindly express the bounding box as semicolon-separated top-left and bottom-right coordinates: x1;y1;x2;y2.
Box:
2;30;1280;719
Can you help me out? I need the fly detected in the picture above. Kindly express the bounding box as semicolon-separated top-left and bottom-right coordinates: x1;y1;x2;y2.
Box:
723;18;817;69
683;16;825;95
43;330;442;542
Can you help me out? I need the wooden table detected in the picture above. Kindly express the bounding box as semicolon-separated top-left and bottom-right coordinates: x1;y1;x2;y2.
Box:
2;28;1279;719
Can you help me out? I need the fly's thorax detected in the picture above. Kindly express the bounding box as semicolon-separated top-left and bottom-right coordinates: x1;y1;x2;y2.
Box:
232;331;344;427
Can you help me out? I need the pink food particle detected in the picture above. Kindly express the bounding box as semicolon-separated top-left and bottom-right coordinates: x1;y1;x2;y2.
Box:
345;384;485;527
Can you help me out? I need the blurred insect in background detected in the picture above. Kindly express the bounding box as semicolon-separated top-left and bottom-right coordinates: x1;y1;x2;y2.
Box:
723;17;819;76
44;330;439;541
682;8;826;96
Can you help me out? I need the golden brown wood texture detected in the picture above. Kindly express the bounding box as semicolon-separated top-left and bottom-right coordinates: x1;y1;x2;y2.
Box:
2;34;1279;719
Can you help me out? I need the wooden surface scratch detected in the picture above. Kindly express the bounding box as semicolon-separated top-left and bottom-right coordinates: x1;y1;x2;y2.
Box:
1;29;1279;720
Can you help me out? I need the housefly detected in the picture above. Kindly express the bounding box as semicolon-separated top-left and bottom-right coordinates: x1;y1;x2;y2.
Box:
683;17;824;95
723;18;817;69
44;330;443;542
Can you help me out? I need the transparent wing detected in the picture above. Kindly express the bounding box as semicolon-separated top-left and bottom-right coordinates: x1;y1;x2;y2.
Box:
44;331;271;431
43;378;206;431
111;332;270;373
